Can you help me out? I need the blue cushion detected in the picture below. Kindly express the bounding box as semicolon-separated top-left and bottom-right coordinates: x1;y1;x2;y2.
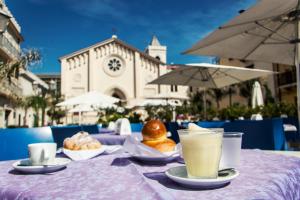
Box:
197;121;226;128
0;127;54;161
165;122;180;144
51;125;82;148
130;123;143;132
223;118;286;150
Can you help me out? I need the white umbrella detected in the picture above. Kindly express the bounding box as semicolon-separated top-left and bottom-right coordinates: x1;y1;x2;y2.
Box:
149;63;274;118
183;0;300;122
139;99;182;107
148;93;188;101
68;104;96;113
150;63;274;88
57;91;119;107
68;104;96;125
252;81;264;108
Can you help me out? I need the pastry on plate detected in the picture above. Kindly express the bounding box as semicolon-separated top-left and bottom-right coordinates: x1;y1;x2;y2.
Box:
141;120;176;153
63;131;101;151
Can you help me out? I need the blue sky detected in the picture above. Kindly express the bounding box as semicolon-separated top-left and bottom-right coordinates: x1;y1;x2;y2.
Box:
8;0;256;73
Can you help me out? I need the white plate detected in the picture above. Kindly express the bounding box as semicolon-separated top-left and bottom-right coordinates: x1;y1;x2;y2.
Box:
165;166;239;189
12;158;71;174
63;146;106;161
131;150;180;162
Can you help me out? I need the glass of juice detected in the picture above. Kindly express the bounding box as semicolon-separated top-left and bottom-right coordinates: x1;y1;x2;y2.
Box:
178;130;223;179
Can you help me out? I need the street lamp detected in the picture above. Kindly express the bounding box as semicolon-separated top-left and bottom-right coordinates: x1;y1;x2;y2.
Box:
49;79;57;93
32;80;40;95
0;9;11;33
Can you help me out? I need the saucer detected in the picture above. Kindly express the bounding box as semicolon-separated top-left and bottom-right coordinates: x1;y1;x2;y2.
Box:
165;166;239;189
131;150;180;162
12;157;71;174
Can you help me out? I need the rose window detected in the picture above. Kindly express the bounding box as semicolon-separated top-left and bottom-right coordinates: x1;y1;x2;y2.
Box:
108;58;122;71
103;56;125;77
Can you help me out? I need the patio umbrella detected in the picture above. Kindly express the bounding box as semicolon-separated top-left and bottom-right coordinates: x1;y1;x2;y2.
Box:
149;63;274;118
68;104;96;125
56;91;119;107
183;0;300;121
147;93;189;101
139;99;182;107
252;81;264;109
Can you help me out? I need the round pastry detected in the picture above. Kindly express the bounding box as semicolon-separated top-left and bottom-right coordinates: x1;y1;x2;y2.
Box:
142;138;176;153
142;120;167;141
141;120;176;152
63;131;102;150
63;138;75;150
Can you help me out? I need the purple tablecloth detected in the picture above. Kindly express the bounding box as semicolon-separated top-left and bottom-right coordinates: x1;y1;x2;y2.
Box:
0;150;300;200
92;132;142;145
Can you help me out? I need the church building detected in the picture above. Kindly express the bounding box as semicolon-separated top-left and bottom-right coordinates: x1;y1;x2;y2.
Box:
59;35;188;107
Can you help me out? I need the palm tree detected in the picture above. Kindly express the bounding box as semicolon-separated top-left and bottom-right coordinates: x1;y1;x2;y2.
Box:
226;86;237;107
0;49;41;82
208;88;227;109
17;97;31;126
238;80;257;106
27;95;48;127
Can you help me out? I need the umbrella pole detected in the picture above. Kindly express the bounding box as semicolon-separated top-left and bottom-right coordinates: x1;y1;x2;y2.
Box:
203;89;207;120
296;16;300;131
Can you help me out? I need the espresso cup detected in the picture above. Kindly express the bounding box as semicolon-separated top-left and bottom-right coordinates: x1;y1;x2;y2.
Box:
28;143;57;166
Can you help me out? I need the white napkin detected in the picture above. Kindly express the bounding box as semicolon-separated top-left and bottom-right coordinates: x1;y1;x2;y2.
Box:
187;123;212;132
251;113;263;120
63;147;106;161
115;118;132;135
123;136;179;157
107;121;116;130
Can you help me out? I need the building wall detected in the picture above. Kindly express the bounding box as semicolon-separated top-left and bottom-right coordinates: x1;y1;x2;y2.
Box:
60;38;188;108
217;58;277;108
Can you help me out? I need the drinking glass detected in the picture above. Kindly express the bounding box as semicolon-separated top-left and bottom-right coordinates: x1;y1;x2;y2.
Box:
178;130;223;179
219;132;243;169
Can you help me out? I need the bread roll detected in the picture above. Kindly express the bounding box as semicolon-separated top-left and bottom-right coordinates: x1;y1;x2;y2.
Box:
141;120;176;152
142;138;176;153
142;120;167;141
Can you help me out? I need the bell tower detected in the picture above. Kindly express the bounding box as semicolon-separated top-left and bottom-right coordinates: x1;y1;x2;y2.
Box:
145;35;167;63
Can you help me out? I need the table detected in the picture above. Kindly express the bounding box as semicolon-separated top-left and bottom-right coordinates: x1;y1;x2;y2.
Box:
92;132;142;145
0;150;300;199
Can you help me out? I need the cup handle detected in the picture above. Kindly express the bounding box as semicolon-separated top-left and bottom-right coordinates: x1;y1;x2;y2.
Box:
43;149;49;161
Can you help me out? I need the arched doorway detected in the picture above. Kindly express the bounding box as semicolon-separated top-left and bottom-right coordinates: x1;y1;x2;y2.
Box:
107;88;127;106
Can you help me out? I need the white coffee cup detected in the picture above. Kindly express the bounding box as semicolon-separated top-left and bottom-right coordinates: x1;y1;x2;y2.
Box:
28;143;57;166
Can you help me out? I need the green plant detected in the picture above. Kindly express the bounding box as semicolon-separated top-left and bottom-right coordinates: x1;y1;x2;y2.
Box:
263;84;275;104
128;112;142;123
0;48;41;82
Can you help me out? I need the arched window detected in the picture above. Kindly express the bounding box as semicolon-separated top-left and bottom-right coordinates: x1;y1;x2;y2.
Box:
155;56;160;61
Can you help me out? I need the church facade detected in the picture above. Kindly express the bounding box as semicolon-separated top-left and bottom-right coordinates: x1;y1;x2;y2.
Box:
60;35;188;108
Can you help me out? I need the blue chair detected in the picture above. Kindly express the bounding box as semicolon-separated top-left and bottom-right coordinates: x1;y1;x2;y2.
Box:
81;125;100;134
51;125;82;148
282;117;299;142
165;122;180;144
197;121;227;128
130;123;143;132
224;118;286;150
180;121;190;129
0;127;54;161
